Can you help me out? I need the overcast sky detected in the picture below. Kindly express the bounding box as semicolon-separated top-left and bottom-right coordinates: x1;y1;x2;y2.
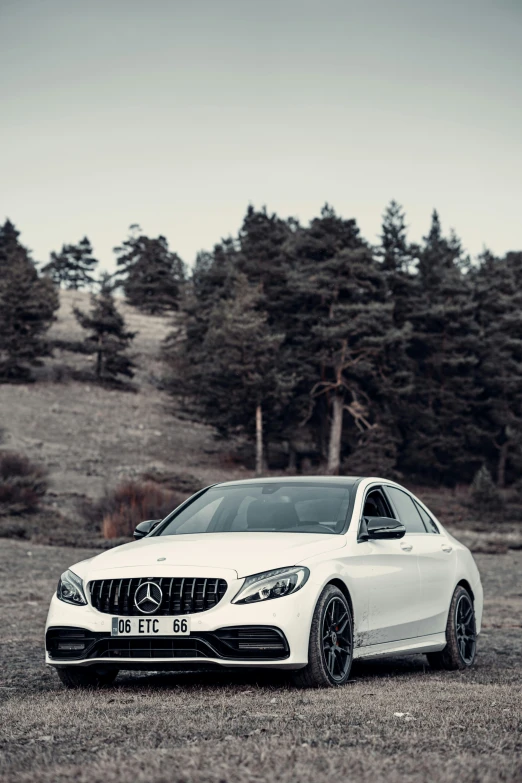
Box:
1;0;521;271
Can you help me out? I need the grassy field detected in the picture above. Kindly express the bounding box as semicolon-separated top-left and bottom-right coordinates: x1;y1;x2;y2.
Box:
1;290;521;780
0;538;520;783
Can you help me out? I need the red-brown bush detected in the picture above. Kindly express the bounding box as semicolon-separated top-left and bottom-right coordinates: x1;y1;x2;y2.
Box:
98;480;185;539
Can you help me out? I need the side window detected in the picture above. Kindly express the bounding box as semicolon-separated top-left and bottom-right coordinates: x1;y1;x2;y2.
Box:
384;487;427;533
362;488;393;519
414;500;439;534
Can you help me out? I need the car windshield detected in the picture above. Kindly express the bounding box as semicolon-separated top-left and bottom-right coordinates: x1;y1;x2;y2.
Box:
157;483;353;536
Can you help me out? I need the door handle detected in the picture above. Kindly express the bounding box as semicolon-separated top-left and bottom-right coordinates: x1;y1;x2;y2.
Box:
441;544;453;553
400;543;413;552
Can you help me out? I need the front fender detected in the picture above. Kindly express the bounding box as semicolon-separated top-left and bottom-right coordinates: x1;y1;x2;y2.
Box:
301;555;368;647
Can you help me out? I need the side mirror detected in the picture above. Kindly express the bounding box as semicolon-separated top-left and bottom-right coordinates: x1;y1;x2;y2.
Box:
359;516;406;541
133;519;162;540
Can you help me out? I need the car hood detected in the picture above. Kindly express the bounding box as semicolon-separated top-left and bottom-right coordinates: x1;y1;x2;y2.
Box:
72;532;346;580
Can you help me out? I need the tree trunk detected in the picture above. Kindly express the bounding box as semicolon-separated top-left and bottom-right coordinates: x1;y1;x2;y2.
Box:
288;445;297;473
255;403;263;477
497;440;509;488
96;349;102;379
327;393;344;475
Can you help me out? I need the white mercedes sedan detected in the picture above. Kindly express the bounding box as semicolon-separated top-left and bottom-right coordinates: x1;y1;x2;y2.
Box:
45;477;483;688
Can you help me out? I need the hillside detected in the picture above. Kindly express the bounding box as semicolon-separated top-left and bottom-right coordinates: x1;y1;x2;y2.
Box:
0;291;249;537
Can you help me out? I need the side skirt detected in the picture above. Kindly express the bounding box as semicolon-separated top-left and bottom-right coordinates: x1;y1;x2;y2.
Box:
353;632;447;661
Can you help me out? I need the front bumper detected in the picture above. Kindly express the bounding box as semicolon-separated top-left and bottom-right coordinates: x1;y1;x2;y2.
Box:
45;582;315;670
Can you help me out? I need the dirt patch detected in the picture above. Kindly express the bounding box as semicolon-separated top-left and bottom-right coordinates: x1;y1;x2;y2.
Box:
0;540;520;783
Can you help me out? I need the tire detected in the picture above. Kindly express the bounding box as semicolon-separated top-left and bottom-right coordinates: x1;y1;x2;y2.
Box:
427;585;477;671
292;584;353;688
56;667;119;689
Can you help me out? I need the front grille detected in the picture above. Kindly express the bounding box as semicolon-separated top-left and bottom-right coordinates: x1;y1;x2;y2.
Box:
88;577;228;616
46;625;289;661
92;636;218;659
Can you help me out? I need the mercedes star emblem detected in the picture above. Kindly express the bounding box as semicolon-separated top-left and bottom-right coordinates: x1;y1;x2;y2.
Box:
134;581;163;614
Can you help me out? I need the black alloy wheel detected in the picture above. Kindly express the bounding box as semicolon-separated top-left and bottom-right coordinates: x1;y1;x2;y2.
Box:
427;585;477;671
322;595;353;683
292;584;353;687
455;593;477;665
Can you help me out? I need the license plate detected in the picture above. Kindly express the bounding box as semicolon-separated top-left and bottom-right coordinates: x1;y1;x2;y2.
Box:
111;617;191;636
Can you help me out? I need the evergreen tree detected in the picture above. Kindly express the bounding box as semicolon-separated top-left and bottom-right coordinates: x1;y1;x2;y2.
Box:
42;237;98;289
0;220;59;381
236;205;295;320
378;200;416;328
287;207;410;474
469;465;503;511
380;200;410;273
401;211;481;483
165;214;302;468
114;226;185;314
73;276;135;383
472;250;522;486
235;207;306;454
166;274;294;475
185;239;240;345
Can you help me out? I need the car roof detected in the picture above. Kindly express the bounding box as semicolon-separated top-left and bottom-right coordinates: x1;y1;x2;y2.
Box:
213;476;362;488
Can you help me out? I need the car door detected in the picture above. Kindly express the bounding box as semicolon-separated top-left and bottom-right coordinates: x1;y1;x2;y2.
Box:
356;485;423;647
384;486;456;637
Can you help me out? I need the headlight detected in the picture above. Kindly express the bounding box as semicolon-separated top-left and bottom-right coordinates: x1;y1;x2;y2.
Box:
57;570;87;606
232;566;309;605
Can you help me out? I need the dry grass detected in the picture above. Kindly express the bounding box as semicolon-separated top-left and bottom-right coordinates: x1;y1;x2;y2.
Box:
0;539;520;783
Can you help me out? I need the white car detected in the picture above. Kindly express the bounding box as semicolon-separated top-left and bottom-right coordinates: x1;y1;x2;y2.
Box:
46;477;483;688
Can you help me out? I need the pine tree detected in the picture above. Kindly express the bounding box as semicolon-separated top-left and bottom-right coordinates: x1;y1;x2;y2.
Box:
469;465;503;511
472;250;522;486
401;211;481;483
378;200;416;328
42;237;98;289
73;276;135;383
114;226;185;314
0;220;59;381
165;217;302;469
236;205;295;320
185;239;240;346
286;207;410;474
380;200;410;273
166;274;294;475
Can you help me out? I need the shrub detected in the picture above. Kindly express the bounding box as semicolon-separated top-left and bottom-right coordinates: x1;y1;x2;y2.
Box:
0;451;48;514
92;480;185;539
469;465;504;512
139;469;202;495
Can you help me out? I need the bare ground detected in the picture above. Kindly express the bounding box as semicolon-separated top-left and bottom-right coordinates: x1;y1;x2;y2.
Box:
0;539;520;783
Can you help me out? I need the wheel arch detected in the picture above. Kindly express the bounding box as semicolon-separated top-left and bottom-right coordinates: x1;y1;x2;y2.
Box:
456;578;475;602
326;578;354;624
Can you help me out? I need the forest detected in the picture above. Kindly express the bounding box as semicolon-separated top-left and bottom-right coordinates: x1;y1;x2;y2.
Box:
1;201;521;490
